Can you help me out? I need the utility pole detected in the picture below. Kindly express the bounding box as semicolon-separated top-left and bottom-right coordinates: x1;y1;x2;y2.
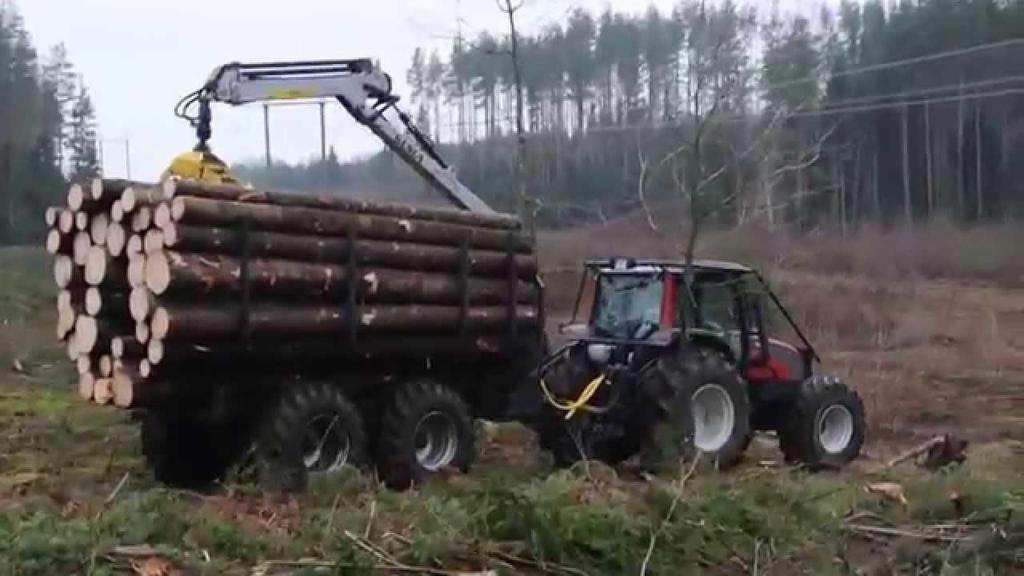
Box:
319;102;327;162
498;0;529;232
263;104;272;170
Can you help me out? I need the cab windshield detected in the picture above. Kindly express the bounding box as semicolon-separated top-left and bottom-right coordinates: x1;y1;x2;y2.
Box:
592;273;663;339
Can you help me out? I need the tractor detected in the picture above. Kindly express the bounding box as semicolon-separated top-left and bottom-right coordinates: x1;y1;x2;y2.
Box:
533;258;865;470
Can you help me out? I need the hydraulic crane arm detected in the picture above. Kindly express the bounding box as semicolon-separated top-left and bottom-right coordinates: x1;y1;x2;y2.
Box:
175;59;495;214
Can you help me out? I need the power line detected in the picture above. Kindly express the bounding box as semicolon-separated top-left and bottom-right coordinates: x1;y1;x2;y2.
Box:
815;74;1024;111
768;37;1024;92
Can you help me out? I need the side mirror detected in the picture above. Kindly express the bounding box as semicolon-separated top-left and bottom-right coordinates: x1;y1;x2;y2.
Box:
559;323;591;338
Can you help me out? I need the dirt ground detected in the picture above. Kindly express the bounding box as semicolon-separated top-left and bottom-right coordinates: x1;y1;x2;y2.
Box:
0;230;1021;574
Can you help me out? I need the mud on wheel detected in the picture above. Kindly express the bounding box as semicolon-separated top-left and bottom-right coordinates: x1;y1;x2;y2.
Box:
780;375;865;469
254;380;367;492
376;379;475;489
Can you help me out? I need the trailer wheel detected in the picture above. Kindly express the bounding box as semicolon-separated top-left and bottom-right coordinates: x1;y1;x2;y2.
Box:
256;381;367;492
377;379;475;489
779;375;865;469
670;350;751;469
141;409;237;488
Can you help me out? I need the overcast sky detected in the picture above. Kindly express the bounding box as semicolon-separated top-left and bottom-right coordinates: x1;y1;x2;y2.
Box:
17;0;826;180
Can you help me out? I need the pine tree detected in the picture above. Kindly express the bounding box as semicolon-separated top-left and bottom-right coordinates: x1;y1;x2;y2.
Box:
68;84;100;181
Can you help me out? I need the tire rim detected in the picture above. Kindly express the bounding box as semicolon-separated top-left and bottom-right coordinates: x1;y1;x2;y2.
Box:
414;411;459;471
692;383;736;453
302;414;351;472
816;404;854;455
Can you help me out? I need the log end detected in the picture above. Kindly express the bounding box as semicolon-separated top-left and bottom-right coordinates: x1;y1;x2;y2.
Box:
150;307;169;341
46;229;63;255
99;355;114;378
129;287;152;322
93;378;113;405
84;246;108;286
107;223;126;257
135;321;151;345
112;369;135;408
78;371;95;401
75;315;99;354
90;178;105;201
144;252;170;295
147;338;164;365
111;199;125;223
67;183;85;211
127;255;146;288
76;355;91;376
85;287;103;316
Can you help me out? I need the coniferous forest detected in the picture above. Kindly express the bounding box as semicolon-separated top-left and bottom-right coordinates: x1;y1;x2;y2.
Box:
241;0;1024;230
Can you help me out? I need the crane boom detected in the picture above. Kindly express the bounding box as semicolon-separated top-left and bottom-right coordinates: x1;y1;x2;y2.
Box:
178;59;495;214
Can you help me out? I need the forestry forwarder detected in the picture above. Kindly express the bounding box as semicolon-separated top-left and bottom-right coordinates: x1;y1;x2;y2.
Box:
151;59;542;490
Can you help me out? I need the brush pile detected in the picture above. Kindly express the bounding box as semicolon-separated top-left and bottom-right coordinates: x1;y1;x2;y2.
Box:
45;178;539;408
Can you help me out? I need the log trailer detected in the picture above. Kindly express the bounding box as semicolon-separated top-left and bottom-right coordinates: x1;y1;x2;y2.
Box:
47;59;545;491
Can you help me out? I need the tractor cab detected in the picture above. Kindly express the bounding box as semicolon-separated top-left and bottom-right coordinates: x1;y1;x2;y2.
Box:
564;259;817;380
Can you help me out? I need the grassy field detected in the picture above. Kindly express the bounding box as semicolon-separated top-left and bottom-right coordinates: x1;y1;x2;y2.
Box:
0;226;1022;575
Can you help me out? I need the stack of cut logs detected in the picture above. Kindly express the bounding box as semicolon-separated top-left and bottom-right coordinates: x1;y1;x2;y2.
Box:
46;178;539;409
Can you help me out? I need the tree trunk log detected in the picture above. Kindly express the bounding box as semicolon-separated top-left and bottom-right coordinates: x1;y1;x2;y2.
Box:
164;178;521;231
85;246;127;287
58;209;75;234
127;255;146;288
46;229;72;255
144;250;538;305
85;287;128;319
54;255;85;289
131;206;153;233
150;303;538;341
93;377;113;405
120;185;167;212
111;200;125;223
169;196;532;253
161;223;538;278
129;287;155;322
78;371;95;401
90;212;110;246
73;232;92;266
107;223;127;257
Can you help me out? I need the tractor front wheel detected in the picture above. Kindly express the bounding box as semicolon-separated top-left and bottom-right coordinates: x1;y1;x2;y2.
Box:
779;375;865;469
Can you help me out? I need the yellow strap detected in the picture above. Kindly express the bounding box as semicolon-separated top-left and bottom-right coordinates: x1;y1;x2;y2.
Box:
539;373;607;420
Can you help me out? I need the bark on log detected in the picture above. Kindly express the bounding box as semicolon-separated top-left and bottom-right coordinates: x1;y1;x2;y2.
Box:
161;223;538;278
58;209;75;234
54;255;85;289
120;185;167;212
144;250;538;305
46;229;72;255
169;196;532;253
150;303;538;341
164;178;521;231
107;223;127;257
78;371;95;401
73;232;92;266
85;246;127;287
143;334;512;366
90;212;110;246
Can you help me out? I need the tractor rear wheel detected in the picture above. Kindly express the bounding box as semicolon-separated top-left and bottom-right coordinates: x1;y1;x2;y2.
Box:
779;375;865;469
669;350;751;469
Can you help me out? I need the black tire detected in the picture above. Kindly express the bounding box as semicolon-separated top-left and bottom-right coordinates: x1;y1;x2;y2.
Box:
537;351;695;472
779;375;865;469
255;381;368;492
377;379;475;489
670;349;752;469
141;409;238;488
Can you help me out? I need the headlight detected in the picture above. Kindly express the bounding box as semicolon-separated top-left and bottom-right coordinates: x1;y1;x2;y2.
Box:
587;344;612;365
